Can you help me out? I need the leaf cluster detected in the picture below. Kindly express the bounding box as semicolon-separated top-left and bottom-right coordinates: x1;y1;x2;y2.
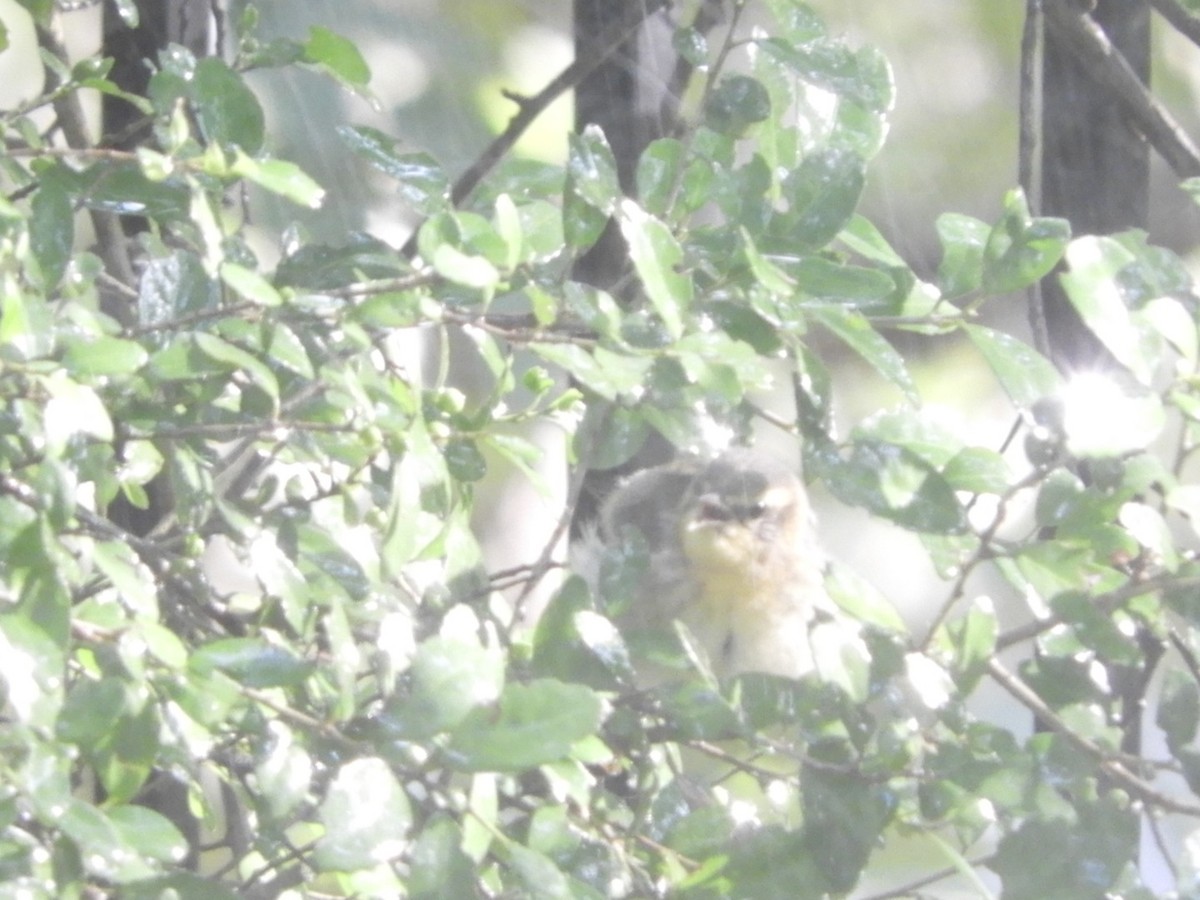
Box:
2;1;1200;898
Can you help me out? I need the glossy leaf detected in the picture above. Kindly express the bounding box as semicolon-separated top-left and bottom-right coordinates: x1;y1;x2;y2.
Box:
338;125;448;214
780;146;866;248
704;74;771;136
445;679;605;772
314;757;412;872
190;638;313;688
819;438;966;533
230;152;325;208
1058;235;1148;381
191;58;265;152
966;324;1060;408
303;25;371;90
981;189;1069;293
936;212;989;298
567;126;621;215
30;176;73;289
809;305;918;403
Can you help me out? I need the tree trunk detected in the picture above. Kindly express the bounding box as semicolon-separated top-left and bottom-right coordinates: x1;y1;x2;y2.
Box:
1039;0;1150;371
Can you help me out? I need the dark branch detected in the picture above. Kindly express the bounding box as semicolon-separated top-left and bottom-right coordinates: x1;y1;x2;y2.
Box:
1044;0;1200;179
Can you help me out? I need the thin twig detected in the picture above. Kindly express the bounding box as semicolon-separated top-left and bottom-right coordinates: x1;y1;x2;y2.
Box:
996;572;1200;650
987;657;1200;817
920;467;1047;650
401;0;669;257
36;20;139;322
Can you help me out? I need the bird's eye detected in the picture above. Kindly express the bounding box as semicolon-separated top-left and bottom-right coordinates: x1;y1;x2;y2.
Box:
745;500;768;519
697;498;733;522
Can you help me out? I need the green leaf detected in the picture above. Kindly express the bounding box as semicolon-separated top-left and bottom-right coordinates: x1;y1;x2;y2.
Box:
315;757;412;872
506;843;574;900
965;324;1060;408
531;578;630;689
566;126;621;215
388;634;505;738
1058;235;1148;381
945;596;997;693
935;212;989;298
121;875;240;900
83;162;190;220
30;176;73;289
825;562;908;633
532;343;652;401
337;125;448;215
619;200;692;338
810;616;872;703
742;227;795;295
1157;667;1200;755
265;321;314;378
818;438;965;533
409;815;477;900
275;233;402;288
444;438;488;482
231;151;325;208
793;256;896;308
761;36;894;113
723;826;828;898
853;407;962;468
431;243;500;290
190;638;313;688
780;146;866;249
809;305;917;404
42;371;113;452
63;336;148;377
56;678;127;745
303;25;371;90
991;797;1137;900
191;58;265;152
56;796;155;882
138;249;218;326
108;805;189;863
220;262;283;306
942;446;1012;494
981;189;1070;293
637;138;685;217
803;748;896;892
256;723;313;819
445;679;605;772
192;331;279;402
704;74;771;136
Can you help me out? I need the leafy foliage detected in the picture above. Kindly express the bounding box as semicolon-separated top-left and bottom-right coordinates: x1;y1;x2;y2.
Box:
2;2;1200;898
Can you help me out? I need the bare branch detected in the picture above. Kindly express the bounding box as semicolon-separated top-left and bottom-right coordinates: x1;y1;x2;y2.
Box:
399;0;669;262
1044;0;1200;178
988;657;1200;817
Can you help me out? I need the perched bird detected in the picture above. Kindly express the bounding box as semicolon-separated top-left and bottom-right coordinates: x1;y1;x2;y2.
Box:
585;448;835;681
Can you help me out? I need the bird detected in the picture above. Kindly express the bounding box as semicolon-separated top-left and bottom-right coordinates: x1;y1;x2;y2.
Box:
582;448;836;682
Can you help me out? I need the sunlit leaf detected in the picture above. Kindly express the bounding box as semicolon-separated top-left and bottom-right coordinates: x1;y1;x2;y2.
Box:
303;25;372;91
809;305;918;404
315;757;412;872
982;189;1069;293
966;324;1060;408
445;679;605;772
